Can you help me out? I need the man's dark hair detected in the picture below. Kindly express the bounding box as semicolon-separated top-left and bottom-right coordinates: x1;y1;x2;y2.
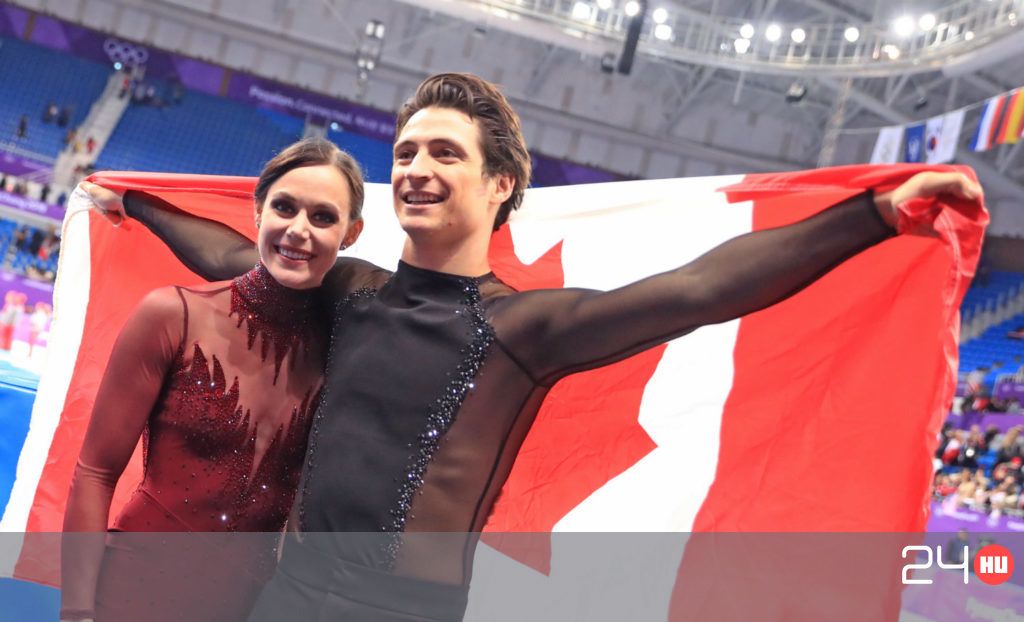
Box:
396;73;531;230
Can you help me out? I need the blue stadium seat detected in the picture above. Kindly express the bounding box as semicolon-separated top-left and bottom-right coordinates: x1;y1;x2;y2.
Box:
0;36;110;158
96;81;305;176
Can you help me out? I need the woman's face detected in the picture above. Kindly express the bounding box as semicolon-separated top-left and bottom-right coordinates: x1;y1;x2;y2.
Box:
256;164;361;290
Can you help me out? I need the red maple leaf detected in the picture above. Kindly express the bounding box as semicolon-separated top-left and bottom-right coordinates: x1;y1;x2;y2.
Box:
483;226;665;575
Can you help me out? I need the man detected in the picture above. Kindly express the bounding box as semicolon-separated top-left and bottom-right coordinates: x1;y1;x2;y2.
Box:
84;73;981;620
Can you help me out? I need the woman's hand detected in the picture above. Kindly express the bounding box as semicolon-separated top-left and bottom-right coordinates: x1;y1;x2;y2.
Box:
80;181;125;227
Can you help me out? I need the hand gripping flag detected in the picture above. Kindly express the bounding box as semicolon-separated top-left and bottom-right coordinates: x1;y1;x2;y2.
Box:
0;165;987;620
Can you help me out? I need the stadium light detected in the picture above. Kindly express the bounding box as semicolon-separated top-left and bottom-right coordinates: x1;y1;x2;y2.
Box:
791;28;806;43
765;23;782;42
654;24;673;40
624;1;640;17
740;23;755;39
734;37;751;53
882;44;901;59
844;26;860;42
596;0;612;9
652;7;668;24
893;15;915;38
918;13;936;31
572;2;592;21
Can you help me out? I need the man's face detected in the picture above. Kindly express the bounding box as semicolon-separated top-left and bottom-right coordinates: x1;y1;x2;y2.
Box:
391;106;510;244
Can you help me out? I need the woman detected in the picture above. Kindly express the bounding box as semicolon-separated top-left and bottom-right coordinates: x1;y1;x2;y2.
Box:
60;138;364;622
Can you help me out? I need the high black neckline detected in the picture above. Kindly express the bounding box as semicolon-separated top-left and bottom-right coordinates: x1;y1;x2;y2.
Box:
396;260;493;282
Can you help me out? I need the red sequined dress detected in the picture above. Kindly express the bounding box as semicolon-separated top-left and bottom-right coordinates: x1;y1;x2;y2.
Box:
61;264;324;622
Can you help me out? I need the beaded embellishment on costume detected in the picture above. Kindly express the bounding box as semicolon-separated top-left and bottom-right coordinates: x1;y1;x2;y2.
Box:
165;342;320;531
382;278;495;569
230;264;313;384
298;287;377;531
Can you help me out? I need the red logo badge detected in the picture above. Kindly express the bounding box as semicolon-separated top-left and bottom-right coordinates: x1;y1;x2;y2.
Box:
974;544;1014;586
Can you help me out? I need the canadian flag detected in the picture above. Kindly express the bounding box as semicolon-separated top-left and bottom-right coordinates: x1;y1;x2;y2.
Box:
0;164;986;620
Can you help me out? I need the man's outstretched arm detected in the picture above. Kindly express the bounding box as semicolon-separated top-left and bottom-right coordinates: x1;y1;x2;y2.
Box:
497;171;982;385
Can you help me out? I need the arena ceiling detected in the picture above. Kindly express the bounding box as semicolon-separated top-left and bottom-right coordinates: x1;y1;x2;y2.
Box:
10;0;1024;234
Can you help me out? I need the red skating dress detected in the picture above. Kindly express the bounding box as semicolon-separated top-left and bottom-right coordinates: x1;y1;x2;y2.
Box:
61;264;324;622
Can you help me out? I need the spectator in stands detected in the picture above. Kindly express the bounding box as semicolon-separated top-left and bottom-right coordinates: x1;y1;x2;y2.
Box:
958;426;985;468
63;127;77;147
12;225;28;253
26;227;44;257
85;136;96;155
937;430;962;465
15;115;27;140
170;79;184;105
57;105;72;128
0;291;24;351
984;424;1000;449
941;429;964;465
27;301;50;358
993;426;1023;463
1008;326;1024;340
934;472;958;498
987;477;1020;519
966;366;991;412
132;81;147;103
43;102;58;123
993;456;1024;487
945;529;970;565
954;471;979;509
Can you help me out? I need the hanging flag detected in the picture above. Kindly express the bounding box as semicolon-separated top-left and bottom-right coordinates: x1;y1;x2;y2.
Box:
996;90;1024;145
903;122;926;162
869;125;904;164
970;95;1006;152
925;109;966;164
0;167;988;619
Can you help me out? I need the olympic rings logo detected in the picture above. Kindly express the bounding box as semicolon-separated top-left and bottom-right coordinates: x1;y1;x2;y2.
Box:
102;38;149;67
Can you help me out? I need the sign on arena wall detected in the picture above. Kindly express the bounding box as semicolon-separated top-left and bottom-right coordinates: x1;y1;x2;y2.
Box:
0;165;989;619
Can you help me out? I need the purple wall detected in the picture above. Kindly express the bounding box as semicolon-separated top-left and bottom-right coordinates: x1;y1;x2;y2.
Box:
0;189;64;223
0;271;52;308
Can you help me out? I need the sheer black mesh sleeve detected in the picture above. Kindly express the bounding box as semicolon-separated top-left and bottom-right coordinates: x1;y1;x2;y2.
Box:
124;190;257;281
491;192;893;385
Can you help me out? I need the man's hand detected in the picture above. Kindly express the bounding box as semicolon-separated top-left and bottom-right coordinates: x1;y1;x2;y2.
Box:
80;181;126;227
873;171;983;229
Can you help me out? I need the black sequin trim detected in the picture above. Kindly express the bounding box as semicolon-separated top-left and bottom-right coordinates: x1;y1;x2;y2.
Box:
298;287;376;531
382;278;495;569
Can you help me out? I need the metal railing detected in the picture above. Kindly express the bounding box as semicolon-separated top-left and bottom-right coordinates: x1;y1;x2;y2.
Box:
465;0;1023;76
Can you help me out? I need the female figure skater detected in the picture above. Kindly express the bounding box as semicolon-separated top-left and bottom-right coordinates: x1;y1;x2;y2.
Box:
60;137;364;622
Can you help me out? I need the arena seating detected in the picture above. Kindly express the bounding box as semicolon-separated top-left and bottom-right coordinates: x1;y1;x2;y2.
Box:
0;219;58;278
96;80;305;176
0;36;110;157
959;311;1024;373
326;127;393;184
961;271;1024;326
